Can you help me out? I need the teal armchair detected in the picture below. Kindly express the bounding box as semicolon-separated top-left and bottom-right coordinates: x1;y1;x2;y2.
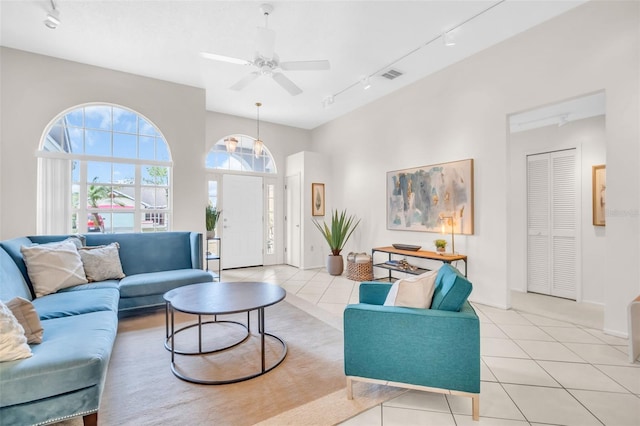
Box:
343;264;480;420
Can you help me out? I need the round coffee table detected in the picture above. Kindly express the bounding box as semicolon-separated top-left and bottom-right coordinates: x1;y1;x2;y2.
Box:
163;281;287;385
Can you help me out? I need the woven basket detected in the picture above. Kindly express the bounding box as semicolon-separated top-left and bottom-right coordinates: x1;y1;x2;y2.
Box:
346;260;373;281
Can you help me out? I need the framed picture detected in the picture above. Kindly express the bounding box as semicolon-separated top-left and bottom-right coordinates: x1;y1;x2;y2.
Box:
592;164;606;226
311;183;325;216
387;159;474;234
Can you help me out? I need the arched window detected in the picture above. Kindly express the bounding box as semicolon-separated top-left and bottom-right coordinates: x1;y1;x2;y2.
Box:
206;134;277;173
38;104;172;234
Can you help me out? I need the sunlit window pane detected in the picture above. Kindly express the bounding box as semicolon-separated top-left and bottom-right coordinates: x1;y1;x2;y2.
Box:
84;106;112;130
138;117;159;137
113;133;137;159
156;138;170;161
142;165;169;186
113;108;137;133
113;163;135;184
205;134;276;174
65;110;83;127
139;136;154;159
87;162;111;184
85;130;111;156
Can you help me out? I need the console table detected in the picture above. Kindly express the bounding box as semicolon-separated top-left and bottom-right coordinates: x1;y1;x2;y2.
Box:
372;246;467;281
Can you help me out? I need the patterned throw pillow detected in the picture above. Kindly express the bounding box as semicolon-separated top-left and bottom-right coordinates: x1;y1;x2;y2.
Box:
79;242;126;282
20;240;88;297
6;297;43;344
0;300;32;362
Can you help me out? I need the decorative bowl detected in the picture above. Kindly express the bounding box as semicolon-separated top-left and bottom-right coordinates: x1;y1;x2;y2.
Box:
392;244;421;251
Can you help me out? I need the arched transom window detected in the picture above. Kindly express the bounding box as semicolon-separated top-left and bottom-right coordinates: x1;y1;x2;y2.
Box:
38;104;172;234
206;134;276;173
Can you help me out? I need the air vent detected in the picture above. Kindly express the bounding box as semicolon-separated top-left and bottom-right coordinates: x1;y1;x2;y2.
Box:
380;69;403;80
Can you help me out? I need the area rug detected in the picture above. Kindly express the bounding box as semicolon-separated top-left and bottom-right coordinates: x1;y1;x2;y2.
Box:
54;297;403;425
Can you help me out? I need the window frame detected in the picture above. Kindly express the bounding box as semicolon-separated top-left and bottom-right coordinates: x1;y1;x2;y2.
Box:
37;103;173;234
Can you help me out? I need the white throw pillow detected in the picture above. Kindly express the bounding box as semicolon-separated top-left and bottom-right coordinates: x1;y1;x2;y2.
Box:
21;240;88;297
79;242;125;282
383;280;401;306
383;270;438;309
0;300;32;362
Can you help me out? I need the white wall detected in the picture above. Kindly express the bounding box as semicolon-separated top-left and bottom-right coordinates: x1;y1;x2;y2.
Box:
310;1;639;335
0;47;206;238
508;115;606;304
286;151;332;269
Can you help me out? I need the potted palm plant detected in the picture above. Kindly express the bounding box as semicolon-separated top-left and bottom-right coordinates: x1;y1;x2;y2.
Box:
206;205;221;239
313;209;361;276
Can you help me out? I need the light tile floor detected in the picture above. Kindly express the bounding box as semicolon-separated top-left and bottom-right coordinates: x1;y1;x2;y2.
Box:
219;265;640;426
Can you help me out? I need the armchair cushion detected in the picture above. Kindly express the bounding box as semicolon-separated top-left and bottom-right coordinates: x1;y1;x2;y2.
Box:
431;264;472;312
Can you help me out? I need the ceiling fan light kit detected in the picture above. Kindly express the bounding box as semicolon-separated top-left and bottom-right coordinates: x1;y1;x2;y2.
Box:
200;3;330;96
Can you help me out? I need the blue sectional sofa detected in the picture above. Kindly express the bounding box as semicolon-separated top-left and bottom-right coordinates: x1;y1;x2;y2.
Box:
0;232;213;426
343;264;481;420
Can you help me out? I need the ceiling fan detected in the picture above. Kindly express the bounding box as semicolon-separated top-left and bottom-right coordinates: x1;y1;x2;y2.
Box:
200;3;330;96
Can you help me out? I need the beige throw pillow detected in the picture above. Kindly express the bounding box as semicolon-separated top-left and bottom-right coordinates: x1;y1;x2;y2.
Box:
0;301;32;362
79;242;125;282
383;270;438;309
21;240;88;297
6;297;43;344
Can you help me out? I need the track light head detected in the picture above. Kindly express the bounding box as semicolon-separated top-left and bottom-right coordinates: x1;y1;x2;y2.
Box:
44;9;60;29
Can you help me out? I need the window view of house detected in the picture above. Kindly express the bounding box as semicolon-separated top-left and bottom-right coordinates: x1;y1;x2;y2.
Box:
41;105;172;233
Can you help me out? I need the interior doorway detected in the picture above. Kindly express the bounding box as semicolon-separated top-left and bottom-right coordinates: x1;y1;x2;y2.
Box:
285;174;301;268
526;149;578;300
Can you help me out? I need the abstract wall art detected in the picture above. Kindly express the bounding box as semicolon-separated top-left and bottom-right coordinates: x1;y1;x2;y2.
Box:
387;159;474;234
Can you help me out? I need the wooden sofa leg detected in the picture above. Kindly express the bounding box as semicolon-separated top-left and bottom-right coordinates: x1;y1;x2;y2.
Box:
472;394;480;421
83;412;98;426
346;377;353;400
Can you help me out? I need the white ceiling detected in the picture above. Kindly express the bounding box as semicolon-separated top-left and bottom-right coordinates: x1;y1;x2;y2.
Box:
0;1;587;129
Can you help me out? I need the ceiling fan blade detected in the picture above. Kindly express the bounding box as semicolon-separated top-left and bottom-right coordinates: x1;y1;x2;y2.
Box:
272;72;302;96
230;72;260;91
280;60;330;71
200;52;252;66
256;27;276;60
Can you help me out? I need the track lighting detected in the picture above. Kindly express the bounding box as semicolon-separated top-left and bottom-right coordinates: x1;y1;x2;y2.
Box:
443;30;456;46
361;77;371;90
322;96;334;109
44;0;60;29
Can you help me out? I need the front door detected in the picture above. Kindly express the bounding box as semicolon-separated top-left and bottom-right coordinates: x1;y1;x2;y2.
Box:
222;174;263;269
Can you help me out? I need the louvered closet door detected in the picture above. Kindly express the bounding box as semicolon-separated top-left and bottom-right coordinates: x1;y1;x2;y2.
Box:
527;150;577;300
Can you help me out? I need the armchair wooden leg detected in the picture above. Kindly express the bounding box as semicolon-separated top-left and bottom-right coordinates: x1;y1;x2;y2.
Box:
346;377;353;400
83;412;98;426
472;394;480;421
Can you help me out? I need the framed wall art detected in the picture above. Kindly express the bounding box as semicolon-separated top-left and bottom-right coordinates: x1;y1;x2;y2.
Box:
387;159;474;234
312;183;325;216
592;164;606;226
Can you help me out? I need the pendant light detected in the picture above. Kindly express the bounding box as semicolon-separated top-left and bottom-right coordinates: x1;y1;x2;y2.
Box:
224;137;238;153
254;102;264;158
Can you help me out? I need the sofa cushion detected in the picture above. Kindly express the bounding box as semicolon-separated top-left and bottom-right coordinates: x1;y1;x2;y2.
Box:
0;300;32;362
0;310;117;408
0;247;33;302
119;269;213;298
32;288;120;320
430;264;472;312
79;243;125;282
21;240;88;297
0;237;37;298
6;297;43;344
84;232;196;275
